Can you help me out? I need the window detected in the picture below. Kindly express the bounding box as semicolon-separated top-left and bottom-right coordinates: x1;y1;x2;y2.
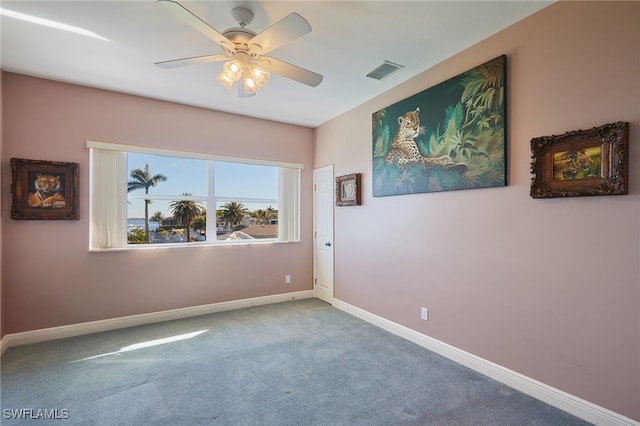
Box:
88;141;301;250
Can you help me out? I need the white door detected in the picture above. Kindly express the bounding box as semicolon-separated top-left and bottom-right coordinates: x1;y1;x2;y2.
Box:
313;165;334;304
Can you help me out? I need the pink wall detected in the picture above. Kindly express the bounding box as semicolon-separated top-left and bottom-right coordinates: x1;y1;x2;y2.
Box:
2;1;639;421
1;74;314;334
315;1;639;421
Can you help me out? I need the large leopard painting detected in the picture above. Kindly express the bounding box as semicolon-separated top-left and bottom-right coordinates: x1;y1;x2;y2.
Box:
372;55;506;196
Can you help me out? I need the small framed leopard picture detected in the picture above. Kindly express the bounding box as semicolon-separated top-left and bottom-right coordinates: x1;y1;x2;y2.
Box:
10;158;79;220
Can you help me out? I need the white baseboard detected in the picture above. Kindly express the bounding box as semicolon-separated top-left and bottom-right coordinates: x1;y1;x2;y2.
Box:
333;299;639;426
0;335;8;355
1;290;313;354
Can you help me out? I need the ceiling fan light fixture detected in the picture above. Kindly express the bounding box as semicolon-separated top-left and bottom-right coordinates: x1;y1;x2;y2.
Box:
249;64;270;87
242;64;267;94
217;59;246;90
217;73;235;90
243;76;258;94
222;60;243;81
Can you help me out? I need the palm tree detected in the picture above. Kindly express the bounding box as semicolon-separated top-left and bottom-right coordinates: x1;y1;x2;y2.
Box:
219;201;247;231
216;209;224;229
266;205;277;223
170;193;203;242
250;209;268;225
192;215;206;234
150;211;165;225
128;164;167;243
192;209;206;235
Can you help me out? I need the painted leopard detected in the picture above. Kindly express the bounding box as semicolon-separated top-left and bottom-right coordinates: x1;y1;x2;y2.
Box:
384;108;462;171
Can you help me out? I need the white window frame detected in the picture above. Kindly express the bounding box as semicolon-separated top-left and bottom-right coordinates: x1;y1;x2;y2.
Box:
87;140;301;251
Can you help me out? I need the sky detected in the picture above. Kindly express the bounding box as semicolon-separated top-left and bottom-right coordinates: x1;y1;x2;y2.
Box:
127;152;278;219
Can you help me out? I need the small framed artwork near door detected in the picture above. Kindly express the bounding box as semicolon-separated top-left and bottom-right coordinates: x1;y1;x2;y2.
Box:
335;173;361;206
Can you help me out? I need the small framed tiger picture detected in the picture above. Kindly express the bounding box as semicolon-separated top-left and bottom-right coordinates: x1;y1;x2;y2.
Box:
10;158;79;220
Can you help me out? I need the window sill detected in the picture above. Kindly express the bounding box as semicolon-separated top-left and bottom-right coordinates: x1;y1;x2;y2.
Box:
89;239;299;253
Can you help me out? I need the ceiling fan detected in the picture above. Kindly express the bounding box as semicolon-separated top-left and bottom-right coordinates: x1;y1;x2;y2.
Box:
155;0;323;97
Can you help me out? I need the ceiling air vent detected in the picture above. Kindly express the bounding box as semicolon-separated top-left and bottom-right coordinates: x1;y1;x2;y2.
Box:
366;61;405;80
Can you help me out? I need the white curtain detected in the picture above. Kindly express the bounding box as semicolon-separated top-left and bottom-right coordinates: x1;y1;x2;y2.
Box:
278;168;300;242
89;149;127;249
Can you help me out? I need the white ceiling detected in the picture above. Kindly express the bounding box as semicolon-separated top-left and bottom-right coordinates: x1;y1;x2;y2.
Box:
0;1;552;128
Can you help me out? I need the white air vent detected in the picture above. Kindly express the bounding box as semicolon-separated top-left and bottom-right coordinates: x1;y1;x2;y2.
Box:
366;61;404;80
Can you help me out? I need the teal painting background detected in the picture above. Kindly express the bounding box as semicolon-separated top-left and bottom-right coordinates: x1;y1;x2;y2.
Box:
372;55;507;197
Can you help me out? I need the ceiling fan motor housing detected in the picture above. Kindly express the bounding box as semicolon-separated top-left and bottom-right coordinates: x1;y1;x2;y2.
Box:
222;7;259;55
222;27;258;54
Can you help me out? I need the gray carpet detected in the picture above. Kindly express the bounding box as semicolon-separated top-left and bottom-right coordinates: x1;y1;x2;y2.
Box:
1;298;591;425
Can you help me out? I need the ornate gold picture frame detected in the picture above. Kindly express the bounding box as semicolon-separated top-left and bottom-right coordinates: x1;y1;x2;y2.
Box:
530;122;628;198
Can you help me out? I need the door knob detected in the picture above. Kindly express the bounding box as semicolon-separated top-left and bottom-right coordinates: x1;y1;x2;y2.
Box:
325;242;331;247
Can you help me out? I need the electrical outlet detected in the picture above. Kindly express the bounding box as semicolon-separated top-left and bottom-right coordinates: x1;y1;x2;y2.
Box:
421;307;429;321
285;275;291;284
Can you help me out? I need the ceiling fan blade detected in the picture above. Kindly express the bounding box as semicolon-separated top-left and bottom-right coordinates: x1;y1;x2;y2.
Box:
248;13;311;56
157;0;235;52
155;54;229;69
258;57;323;87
